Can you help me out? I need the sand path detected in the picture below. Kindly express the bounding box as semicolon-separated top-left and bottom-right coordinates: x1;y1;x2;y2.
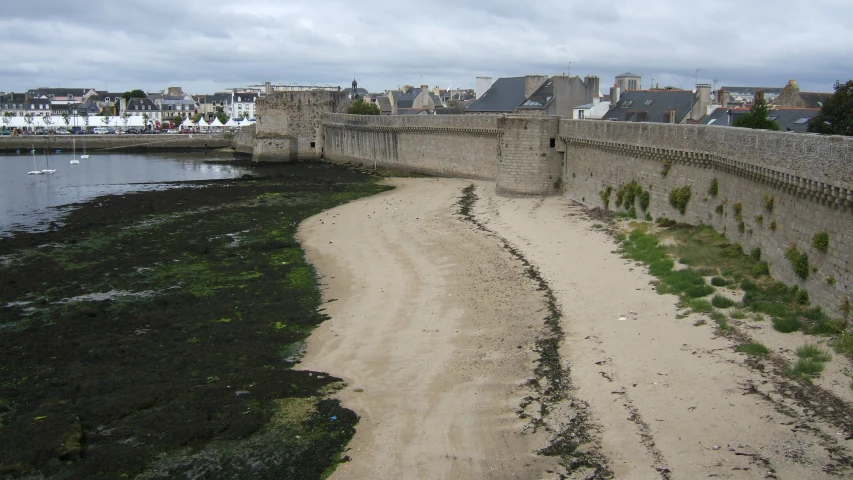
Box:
298;178;853;479
297;178;561;479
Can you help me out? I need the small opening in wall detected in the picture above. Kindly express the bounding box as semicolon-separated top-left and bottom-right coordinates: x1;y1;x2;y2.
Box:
310;142;316;148
549;138;556;148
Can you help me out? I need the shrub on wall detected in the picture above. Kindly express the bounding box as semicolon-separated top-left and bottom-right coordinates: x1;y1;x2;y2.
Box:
668;186;692;215
785;245;810;279
707;178;719;197
639;191;650;212
715;204;724;215
763;195;774;212
812;232;829;253
599;186;613;210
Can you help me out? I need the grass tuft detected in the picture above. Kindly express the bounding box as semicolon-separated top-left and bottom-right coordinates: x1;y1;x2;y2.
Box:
796;343;832;362
736;342;769;356
711;294;736;309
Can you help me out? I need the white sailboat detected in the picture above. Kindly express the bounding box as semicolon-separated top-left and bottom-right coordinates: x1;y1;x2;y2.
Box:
41;149;56;174
27;145;43;175
70;138;79;165
80;139;89;159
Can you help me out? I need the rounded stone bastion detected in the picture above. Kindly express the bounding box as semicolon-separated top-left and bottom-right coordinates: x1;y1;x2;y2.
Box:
495;115;563;196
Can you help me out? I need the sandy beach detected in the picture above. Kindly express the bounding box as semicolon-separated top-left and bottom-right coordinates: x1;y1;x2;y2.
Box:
298;178;853;479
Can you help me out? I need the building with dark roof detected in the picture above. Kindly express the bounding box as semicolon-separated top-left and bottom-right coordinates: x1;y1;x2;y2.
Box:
516;75;600;118
700;107;820;133
388;85;443;114
465;77;528;114
126;97;162;123
602;85;712;124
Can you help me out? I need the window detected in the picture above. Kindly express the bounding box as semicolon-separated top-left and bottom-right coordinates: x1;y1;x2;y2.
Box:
620;100;634;108
643;99;654;105
767;116;778;121
549;138;556;148
310;141;316;148
793;117;810;124
578;110;585;119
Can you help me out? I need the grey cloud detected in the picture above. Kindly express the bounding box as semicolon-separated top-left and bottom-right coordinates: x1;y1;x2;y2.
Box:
0;0;850;94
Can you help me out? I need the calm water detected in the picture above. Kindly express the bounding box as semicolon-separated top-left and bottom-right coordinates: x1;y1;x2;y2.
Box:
0;151;253;236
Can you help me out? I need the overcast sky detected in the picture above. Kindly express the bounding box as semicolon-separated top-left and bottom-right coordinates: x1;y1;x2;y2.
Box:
1;0;850;95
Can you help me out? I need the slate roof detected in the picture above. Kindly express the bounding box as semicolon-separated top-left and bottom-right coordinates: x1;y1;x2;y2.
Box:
616;72;641;78
465;77;526;113
91;91;126;102
797;92;832;109
127;97;160;111
390;90;442;109
700;107;820;133
602;90;695;123
27;87;94;98
517;79;554;110
376;96;392;113
396;108;429;116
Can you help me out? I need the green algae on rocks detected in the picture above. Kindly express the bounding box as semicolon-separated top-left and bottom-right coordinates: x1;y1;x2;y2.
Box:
0;162;391;479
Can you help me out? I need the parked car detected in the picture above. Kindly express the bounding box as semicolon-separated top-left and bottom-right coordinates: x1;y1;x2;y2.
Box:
0;129;11;136
71;127;86;135
166;129;178;134
55;128;71;135
126;128;140;134
180;128;192;134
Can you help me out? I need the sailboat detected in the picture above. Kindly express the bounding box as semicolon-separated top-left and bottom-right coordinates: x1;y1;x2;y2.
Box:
80;139;89;159
27;145;43;175
41;148;56;174
70;138;79;165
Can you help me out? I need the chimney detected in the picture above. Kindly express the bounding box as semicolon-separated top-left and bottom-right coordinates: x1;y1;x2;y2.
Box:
421;85;429;109
610;83;621;105
695;84;712;119
584;75;600;100
718;89;728;108
524;75;547;98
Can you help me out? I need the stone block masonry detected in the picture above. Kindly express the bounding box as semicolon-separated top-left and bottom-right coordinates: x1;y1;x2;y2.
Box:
253;90;350;162
252;93;853;318
323;114;504;181
560;120;853;318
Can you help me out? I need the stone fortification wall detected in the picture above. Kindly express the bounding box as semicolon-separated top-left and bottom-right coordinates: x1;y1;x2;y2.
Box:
323;114;502;180
0;134;231;154
232;126;254;156
254;90;349;162
559;120;853;317
496;115;562;196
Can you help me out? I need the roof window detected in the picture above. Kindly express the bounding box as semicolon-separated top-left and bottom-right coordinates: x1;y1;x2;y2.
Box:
793;117;810;124
644;99;654;105
620;100;634;108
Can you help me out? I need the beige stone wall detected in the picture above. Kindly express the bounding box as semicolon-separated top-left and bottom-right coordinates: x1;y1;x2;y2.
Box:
232;125;254;155
560;120;853;318
496;115;562;196
323;114;501;179
253;90;350;162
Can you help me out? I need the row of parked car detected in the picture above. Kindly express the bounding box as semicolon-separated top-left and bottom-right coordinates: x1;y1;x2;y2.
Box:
0;128;200;135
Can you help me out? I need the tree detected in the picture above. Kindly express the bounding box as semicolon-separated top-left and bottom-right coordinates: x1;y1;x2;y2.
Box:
24;113;34;131
43;114;54;130
192;112;203;123
101;115;110;127
171;114;182;127
122;89;146;102
2;111;11;129
808;80;853;136
346;100;380;115
61;112;70;127
216;111;228;124
99;104;115;116
732;96;780;131
81;111;90;129
142;112;149;130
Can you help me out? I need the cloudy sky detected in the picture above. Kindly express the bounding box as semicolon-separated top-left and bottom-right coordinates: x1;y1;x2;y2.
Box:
1;0;850;95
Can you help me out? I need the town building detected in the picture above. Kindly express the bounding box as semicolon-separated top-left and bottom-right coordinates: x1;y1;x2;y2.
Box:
602;83;712;123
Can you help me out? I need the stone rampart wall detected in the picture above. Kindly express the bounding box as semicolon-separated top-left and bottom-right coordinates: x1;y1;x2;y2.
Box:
323;113;501;180
0;134;231;154
559;120;853;317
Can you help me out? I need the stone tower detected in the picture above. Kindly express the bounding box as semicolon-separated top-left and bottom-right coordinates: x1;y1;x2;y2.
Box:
351;79;358;100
